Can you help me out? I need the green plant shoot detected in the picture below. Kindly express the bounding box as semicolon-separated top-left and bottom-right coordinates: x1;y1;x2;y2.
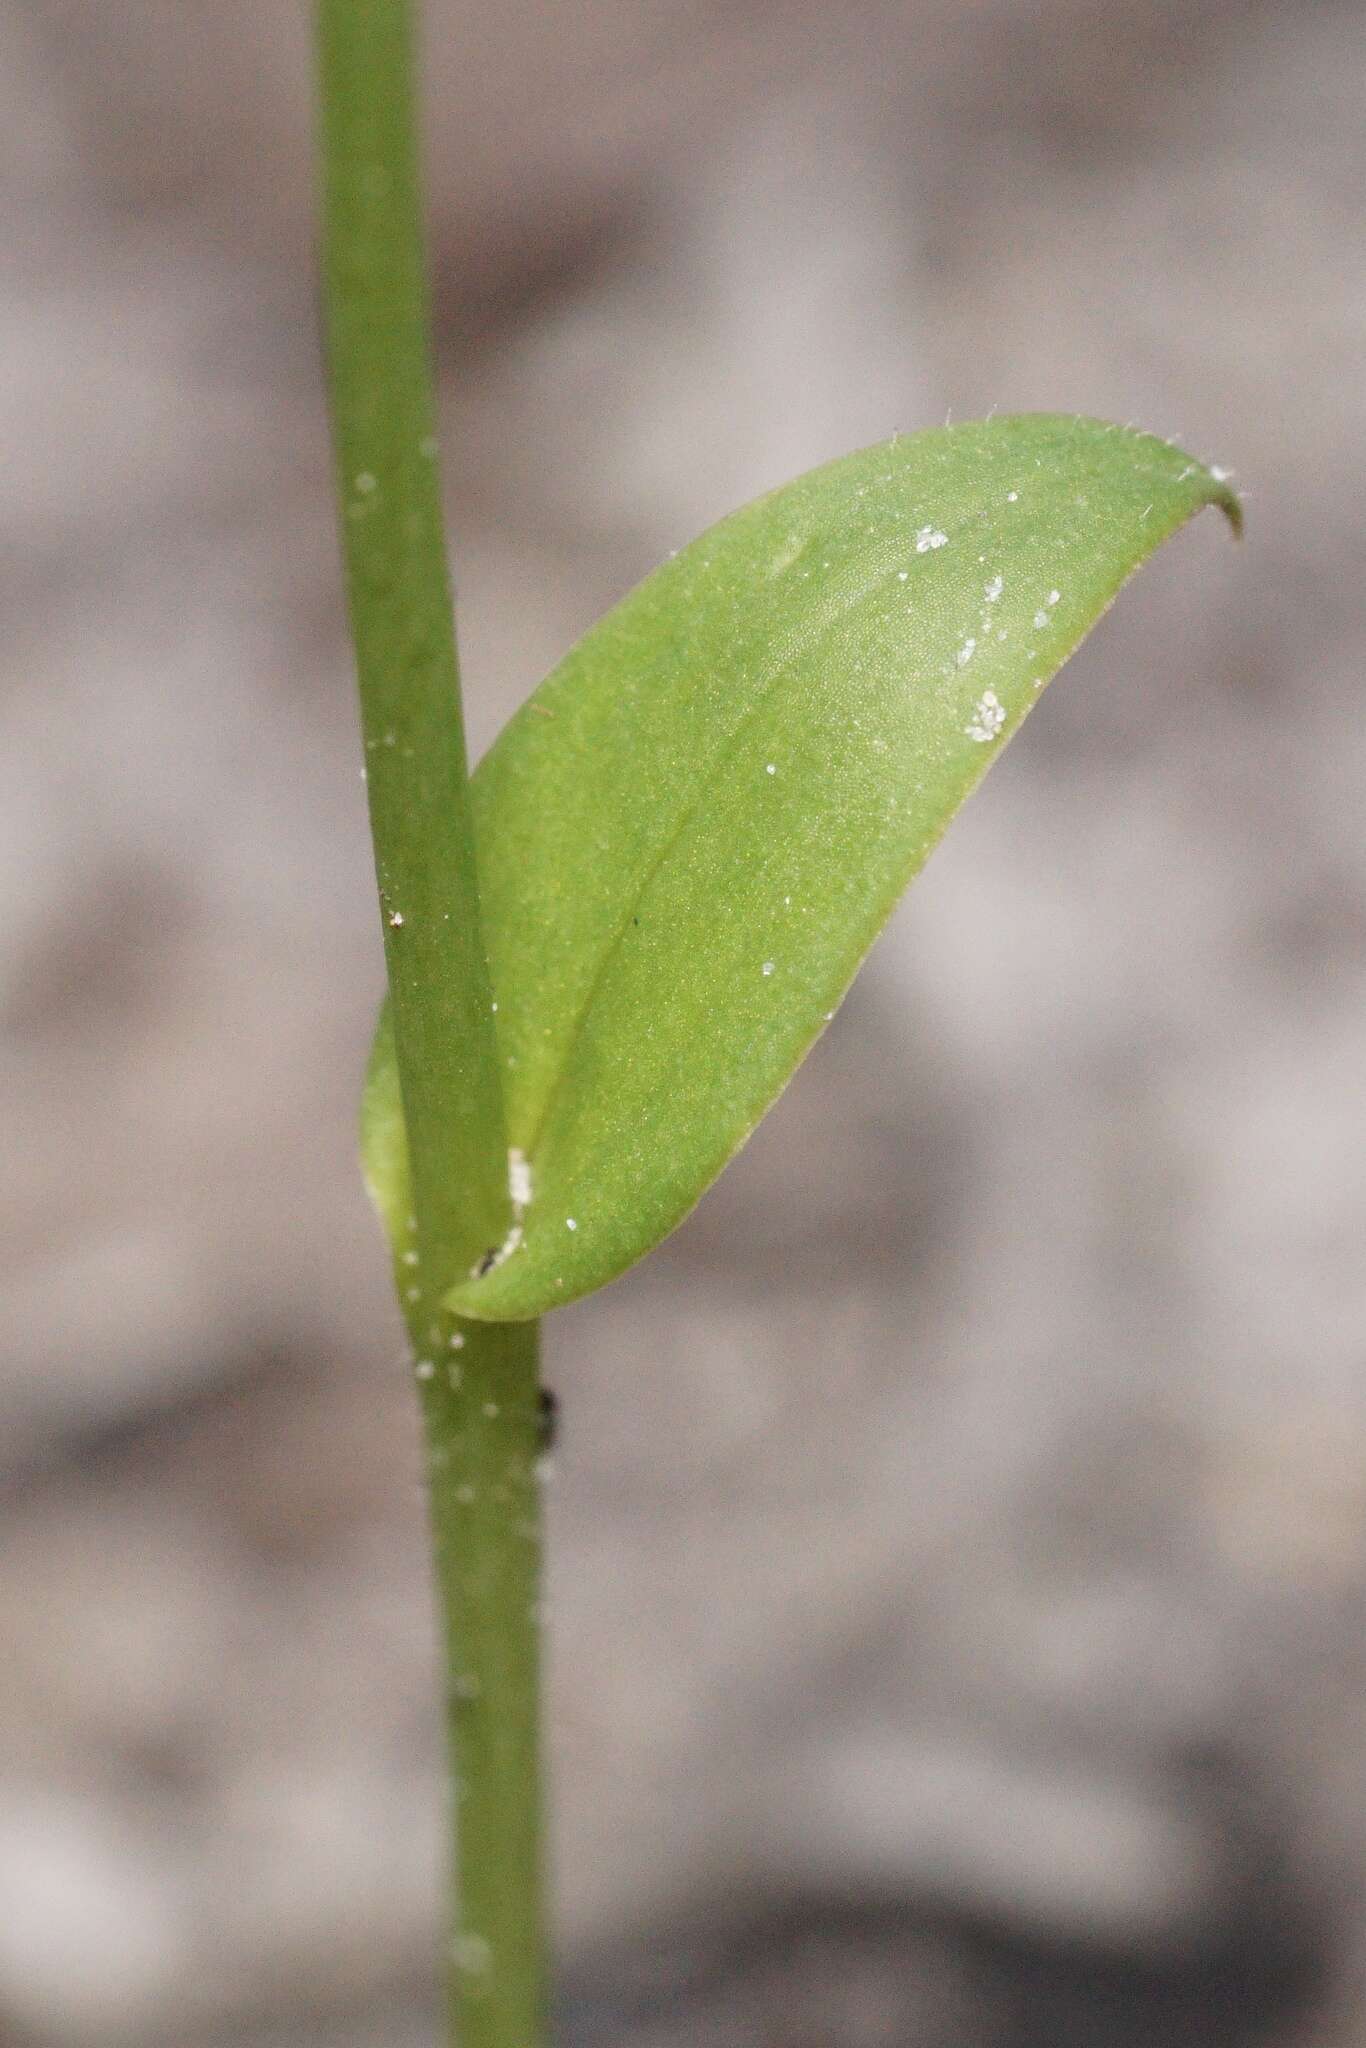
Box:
319;9;1238;2045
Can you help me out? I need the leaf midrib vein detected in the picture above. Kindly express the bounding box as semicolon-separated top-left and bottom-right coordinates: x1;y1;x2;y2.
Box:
511;549;903;1175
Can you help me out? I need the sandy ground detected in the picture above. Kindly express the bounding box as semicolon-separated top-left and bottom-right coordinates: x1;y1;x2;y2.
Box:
2;0;1364;2040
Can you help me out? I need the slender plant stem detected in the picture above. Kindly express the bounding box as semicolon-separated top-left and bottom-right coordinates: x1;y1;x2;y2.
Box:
422;1317;546;2048
316;0;503;1290
317;2;547;2041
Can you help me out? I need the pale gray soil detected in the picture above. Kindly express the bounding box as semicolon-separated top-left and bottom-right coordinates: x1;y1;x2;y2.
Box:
2;0;1364;2041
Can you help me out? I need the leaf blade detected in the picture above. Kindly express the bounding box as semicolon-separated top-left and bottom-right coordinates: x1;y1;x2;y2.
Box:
365;416;1238;1318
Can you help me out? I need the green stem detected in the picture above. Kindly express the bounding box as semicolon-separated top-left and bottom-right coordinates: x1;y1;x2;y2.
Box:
317;0;504;1293
317;2;547;2041
421;1316;546;2048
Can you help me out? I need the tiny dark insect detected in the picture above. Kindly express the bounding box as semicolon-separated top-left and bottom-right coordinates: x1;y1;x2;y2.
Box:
474;1247;499;1277
537;1386;559;1452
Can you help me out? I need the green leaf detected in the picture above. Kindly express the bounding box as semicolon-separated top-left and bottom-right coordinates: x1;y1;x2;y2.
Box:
362;415;1238;1320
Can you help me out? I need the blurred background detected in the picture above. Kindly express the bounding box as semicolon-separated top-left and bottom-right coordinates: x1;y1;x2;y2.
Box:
3;0;1365;2042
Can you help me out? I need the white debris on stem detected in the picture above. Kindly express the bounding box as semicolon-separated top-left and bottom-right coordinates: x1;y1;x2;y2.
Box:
473;1219;524;1278
508;1147;533;1213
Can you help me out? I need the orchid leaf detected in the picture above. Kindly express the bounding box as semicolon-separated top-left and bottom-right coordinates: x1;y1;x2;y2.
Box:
362;415;1238;1318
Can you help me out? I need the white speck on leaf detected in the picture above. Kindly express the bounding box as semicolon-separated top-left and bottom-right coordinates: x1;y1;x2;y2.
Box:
449;1331;465;1351
1048;589;1061;606
762;960;775;976
415;1359;435;1381
915;526;949;553
765;763;776;775
388;910;404;927
956;637;977;666
1006;490;1019;503
1034;610;1050;629
565;1217;577;1231
401;1247;419;1266
984;575;1004;601
966;689;1007;743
